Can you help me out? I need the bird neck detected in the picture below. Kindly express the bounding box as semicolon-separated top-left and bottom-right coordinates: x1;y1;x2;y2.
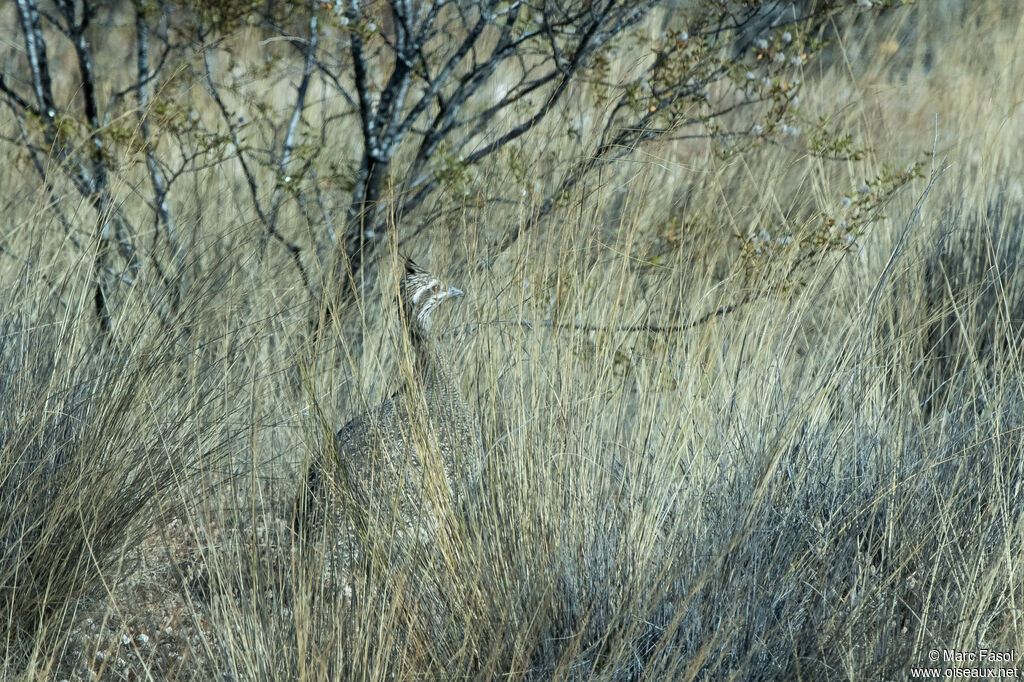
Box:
411;335;439;374
409;334;461;396
400;315;455;391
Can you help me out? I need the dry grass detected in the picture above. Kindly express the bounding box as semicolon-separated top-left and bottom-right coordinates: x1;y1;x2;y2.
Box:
2;1;1024;679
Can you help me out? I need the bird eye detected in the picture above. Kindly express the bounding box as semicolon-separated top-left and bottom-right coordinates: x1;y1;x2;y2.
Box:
432;283;441;293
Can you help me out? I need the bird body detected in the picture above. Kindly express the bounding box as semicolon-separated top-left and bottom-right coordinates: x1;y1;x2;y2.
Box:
298;259;477;539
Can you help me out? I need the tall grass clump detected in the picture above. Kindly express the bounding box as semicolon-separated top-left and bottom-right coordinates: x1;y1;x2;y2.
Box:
0;262;240;677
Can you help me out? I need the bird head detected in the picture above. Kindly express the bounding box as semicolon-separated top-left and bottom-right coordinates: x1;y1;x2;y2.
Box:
399;258;464;341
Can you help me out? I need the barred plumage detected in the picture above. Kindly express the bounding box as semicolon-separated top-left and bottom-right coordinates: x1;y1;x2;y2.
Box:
296;258;478;539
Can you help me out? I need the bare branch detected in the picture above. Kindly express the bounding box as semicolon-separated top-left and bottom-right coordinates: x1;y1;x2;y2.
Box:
199;44;314;297
269;11;320;231
14;0;57;117
135;0;183;283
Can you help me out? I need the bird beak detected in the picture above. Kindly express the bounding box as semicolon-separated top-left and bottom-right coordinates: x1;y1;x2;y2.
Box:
447;286;464;299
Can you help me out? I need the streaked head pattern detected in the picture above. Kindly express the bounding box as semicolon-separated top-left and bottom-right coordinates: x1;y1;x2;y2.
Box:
399;258;464;340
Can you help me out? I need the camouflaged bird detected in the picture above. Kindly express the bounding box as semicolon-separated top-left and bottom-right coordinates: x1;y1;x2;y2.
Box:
298;258;479;538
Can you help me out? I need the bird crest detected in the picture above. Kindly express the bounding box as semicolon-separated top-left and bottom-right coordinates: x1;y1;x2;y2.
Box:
398;258;464;340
